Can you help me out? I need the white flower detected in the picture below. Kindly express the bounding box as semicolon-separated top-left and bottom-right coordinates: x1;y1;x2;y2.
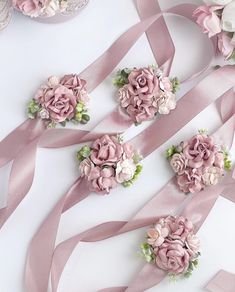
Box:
43;0;60;17
115;159;136;183
47;75;60;87
221;1;235;32
39;108;50;119
186;234;200;256
158;92;176;115
202;166;223;186
203;0;232;5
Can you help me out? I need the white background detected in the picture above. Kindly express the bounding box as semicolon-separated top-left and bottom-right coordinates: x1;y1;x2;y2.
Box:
0;0;235;291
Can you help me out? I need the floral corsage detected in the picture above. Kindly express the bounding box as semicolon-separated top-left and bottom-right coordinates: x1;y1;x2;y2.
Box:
27;74;90;128
193;0;235;60
77;135;142;194
113;66;180;124
167;130;232;193
141;216;201;279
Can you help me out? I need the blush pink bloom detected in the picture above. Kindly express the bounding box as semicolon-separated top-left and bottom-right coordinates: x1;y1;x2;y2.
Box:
115;159;136;183
60;74;89;103
170;153;188;174
117;85;132;108
147;224;169;247
177;168;203;193
35;84;77;123
202;166;223;186
214;152;224;168
183;134;216;168
166;216;194;241
79;158;94;178
157;91;176;115
217;32;235;59
186;234;200;257
193;5;222;38
13;0;46;16
126;100;157;123
90;135;123;166
89;166;117;194
155;240;190;275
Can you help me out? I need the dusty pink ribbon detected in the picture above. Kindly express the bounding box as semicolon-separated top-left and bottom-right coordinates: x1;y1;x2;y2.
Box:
0;4;219;227
49;115;235;292
205;270;235;292
24;66;235;292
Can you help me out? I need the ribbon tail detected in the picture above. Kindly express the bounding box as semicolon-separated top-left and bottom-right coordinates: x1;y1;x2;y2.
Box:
25;177;89;292
205;270;235;292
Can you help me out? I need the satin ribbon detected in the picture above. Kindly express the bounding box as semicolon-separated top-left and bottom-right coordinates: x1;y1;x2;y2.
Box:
205;270;235;292
0;5;222;223
49;116;235;292
24;69;235;292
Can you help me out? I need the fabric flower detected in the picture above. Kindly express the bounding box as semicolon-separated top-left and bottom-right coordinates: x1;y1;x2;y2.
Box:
117;85;132;108
193;5;222;38
79;158;94;178
221;1;235;32
166;216;194;241
157;91;176;115
90;135;123;166
35;84;77;123
155;240;190;275
170;153;188;174
217;32;235;59
89;166;117;194
177;168;203;193
202;166;223;185
186;234;200;256
182;134;216;168
115;159;136;183
60;74;89;104
13;0;46;17
147;224;169;247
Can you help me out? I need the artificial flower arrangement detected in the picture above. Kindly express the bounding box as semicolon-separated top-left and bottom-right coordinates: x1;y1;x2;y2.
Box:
12;0;88;18
141;215;201;279
77;134;143;194
113;66;180;124
27;74;90;128
167;130;232;193
193;0;235;60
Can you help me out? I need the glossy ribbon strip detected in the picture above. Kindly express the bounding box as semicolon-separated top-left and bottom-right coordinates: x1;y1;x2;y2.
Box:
49;116;235;292
25;67;235;292
205;270;235;292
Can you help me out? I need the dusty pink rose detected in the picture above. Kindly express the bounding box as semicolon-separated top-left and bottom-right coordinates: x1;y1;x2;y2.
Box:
13;0;46;16
147;224;169;247
126;100;157;123
193;5;222;37
90;135;123;166
35;84;77;123
170;153;188;174
186;234;200;256
60;74;89;103
155;240;190;275
177;168;203;193
202;166;223;186
79;158;94;177
217;32;235;59
183;134;216;168
127;67;159;97
166;216;193;241
117;85;132;108
89;166;117;194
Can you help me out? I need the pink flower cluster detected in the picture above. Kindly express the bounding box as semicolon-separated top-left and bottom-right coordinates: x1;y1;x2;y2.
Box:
144;216;200;276
117;67;177;124
29;74;90;125
169;133;225;193
193;2;235;59
78;135;142;194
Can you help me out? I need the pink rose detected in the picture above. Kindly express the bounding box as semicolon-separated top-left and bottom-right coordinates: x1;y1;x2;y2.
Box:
90;135;123;166
177;168;203;193
147;224;169;247
170;153;188;174
60;74;89;103
217;32;235;59
79;158;94;178
183;134;216;168
117;85;132;108
193;5;222;38
127;67;159;97
13;0;46;16
155;240;190;275
186;234;200;257
202;166;223;186
166;216;194;241
126;100;157;123
89;166;117;194
35;84;77;123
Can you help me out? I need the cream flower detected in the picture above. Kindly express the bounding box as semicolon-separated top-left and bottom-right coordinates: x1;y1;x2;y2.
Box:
221;1;235;32
202;166;222;186
115;159;136;183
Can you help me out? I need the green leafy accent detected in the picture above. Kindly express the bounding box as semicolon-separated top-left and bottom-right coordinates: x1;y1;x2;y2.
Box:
171;77;180;94
140;242;155;263
223;150;232;171
122;164;143;187
113;68;131;88
166;145;180;158
47;121;56;128
77;145;91;162
73;102;90;124
27;99;40;119
198;128;208;135
183;258;199;278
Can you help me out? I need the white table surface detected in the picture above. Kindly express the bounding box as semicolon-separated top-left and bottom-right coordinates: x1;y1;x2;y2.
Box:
0;0;235;291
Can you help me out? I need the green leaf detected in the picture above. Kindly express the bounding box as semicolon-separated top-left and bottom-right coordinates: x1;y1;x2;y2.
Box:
113;68;131;88
166;145;180;158
171;77;180;94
